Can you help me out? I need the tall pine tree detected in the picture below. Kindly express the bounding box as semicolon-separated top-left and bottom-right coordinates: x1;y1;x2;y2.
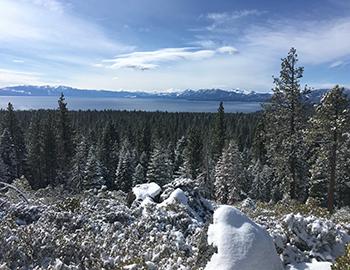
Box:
264;48;309;201
56;93;75;182
212;102;226;161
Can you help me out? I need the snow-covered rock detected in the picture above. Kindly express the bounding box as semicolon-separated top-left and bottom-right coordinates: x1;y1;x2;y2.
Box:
132;182;161;201
205;205;283;270
160;188;188;206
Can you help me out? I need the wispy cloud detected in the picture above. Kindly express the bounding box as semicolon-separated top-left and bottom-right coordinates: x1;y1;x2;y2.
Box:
101;46;238;70
243;18;350;65
0;0;132;64
205;10;266;32
0;68;43;86
329;60;344;68
12;59;25;63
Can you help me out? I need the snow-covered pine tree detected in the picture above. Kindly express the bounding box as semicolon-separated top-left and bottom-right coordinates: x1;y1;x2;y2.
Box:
173;136;187;178
83;145;105;190
214;141;245;204
264;48;309;201
1;103;27;178
307;85;349;211
132;163;146;186
98;121;119;188
0;129;17;183
71;138;89;190
115;139;136;192
146;141;173;186
309;150;329;205
181;128;203;180
249;160;274;202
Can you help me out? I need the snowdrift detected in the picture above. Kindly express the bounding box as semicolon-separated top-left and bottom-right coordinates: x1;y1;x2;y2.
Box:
205;205;283;270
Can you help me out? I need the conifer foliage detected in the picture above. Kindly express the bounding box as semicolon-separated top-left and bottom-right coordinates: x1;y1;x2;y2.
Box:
307;85;349;211
214;141;245;204
264;48;309;201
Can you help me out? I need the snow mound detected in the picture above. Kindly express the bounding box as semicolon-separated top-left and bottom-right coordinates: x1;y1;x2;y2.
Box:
132;182;161;201
160;188;188;205
286;260;332;270
205;205;283;270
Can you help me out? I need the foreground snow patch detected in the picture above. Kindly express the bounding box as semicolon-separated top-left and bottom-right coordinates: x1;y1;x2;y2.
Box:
286;260;332;270
205;205;283;270
132;182;161;201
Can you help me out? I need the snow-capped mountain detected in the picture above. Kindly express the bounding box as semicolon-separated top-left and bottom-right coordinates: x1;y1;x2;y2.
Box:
1;85;349;103
0;85;271;102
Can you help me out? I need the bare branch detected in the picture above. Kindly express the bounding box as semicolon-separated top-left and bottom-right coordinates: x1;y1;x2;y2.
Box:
0;182;29;204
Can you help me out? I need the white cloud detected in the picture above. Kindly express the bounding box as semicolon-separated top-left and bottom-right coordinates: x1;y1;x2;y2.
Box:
101;47;236;70
12;59;25;63
0;0;132;63
0;68;43;86
243;18;350;65
217;46;238;55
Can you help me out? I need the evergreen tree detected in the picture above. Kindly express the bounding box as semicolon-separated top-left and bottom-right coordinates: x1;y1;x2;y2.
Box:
27;114;45;188
252;117;268;164
183;128;203;179
42;114;58;186
337;134;350;207
249;160;274;202
56;93;75;181
0;156;10;184
307;85;349;211
98;121;119;188
0;129;17;183
71;138;89;190
146;141;173;186
173;136;187;177
212;102;226;161
115;139;136;192
1;103;27;178
264;48;309;200
83;145;105;189
214;141;245;204
132;163;146;186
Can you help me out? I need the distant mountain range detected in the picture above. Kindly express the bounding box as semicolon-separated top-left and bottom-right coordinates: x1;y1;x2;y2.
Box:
0;85;349;103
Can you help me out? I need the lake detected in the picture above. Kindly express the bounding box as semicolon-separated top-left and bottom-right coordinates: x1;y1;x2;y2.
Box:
0;96;263;113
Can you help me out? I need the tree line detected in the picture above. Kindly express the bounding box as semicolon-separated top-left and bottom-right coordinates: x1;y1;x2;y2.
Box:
0;95;258;193
0;48;349;212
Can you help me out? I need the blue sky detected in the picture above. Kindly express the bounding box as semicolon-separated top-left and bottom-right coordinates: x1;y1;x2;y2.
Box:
1;0;350;92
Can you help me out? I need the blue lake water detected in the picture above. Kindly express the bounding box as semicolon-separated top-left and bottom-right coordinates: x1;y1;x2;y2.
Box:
0;96;263;113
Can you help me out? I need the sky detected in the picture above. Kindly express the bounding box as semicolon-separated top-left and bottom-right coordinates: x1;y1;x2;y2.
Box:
0;0;350;92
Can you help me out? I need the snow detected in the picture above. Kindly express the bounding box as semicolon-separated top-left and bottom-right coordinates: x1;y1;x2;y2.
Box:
132;182;161;201
286;260;332;270
160;188;188;206
205;205;283;270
